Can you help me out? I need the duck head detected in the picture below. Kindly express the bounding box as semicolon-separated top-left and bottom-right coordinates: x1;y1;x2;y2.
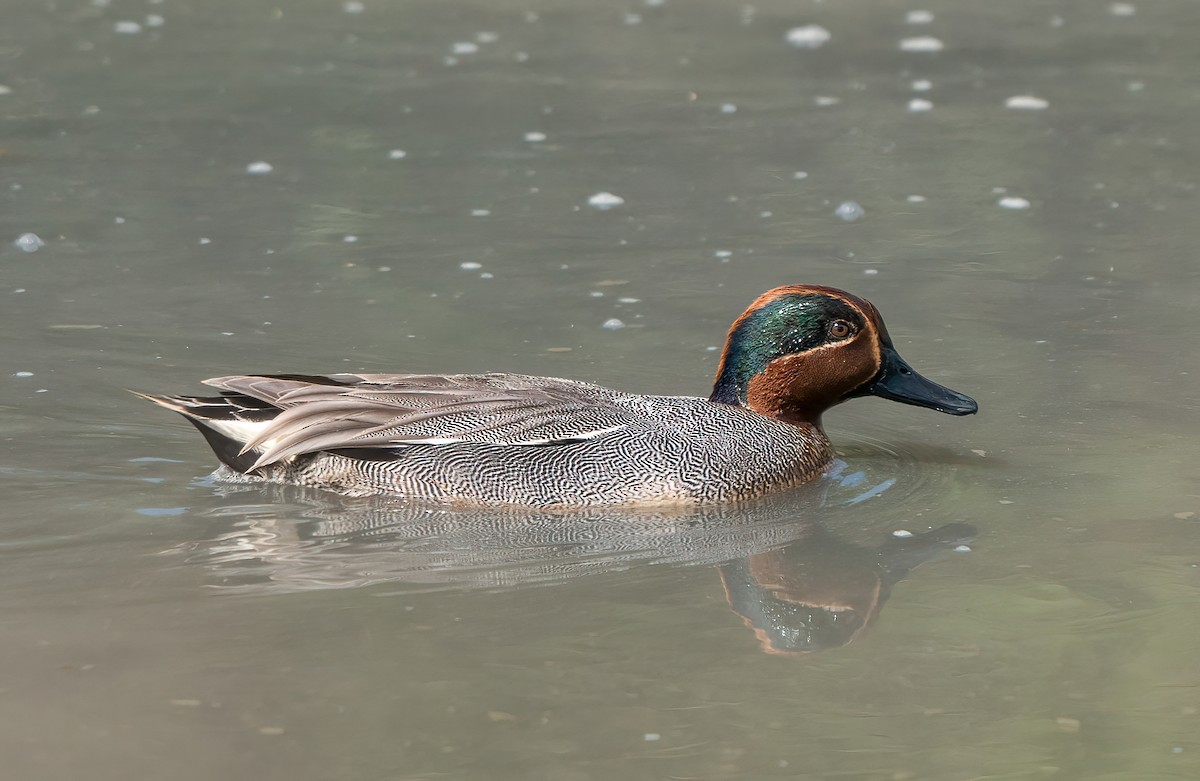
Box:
710;285;977;425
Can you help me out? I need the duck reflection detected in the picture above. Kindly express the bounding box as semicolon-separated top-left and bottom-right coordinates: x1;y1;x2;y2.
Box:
182;463;974;654
719;521;973;654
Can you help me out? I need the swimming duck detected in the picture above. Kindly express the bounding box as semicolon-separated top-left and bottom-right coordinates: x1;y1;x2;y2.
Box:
137;285;976;506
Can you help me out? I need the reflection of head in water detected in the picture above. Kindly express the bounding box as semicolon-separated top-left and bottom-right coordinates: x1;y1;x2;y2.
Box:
719;522;975;654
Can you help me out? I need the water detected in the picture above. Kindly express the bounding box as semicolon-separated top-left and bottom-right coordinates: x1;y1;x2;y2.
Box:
4;0;1200;778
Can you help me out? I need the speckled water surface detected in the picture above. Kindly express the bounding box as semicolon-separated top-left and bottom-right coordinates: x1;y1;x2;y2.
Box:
3;1;1200;778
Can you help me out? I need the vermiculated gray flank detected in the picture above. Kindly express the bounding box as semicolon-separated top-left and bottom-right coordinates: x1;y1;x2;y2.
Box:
157;372;833;507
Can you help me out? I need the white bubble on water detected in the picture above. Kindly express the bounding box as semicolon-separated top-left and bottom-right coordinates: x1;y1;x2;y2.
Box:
388;149;407;159
524;131;547;142
14;371;34;378
343;1;365;13
900;36;944;52
1110;3;1136;16
477;31;499;43
906;10;934;24
145;14;165;27
908;98;933;112
892;529;913;538
785;25;831;49
834;201;865;222
470;209;491;217
460;262;483;270
245;161;273;174
452;41;479;55
1006;95;1049;110
911;79;932;91
114;21;143;34
907;194;927;203
720;103;737;114
602;318;626;330
587;192;625;210
14;233;44;252
998;196;1031;210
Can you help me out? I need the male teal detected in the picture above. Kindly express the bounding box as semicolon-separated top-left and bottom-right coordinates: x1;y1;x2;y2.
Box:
136;285;977;506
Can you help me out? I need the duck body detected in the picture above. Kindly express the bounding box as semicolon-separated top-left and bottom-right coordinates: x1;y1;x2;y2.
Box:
139;285;977;507
172;373;833;505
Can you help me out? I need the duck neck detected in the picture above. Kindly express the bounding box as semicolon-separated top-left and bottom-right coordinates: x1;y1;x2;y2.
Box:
709;363;745;406
712;349;835;429
711;343;766;408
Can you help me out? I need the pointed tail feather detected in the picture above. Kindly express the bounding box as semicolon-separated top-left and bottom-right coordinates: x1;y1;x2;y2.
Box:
131;389;270;474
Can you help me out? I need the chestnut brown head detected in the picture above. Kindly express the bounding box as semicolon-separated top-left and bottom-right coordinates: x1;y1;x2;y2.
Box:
710;285;977;425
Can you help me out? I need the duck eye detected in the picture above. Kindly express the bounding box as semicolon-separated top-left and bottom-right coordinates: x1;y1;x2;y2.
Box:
828;320;853;339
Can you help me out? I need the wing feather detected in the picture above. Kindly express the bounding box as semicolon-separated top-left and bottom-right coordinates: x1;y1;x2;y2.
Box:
202;373;638;470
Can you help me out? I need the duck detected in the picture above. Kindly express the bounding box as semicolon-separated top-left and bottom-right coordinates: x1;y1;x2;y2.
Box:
136;284;977;507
